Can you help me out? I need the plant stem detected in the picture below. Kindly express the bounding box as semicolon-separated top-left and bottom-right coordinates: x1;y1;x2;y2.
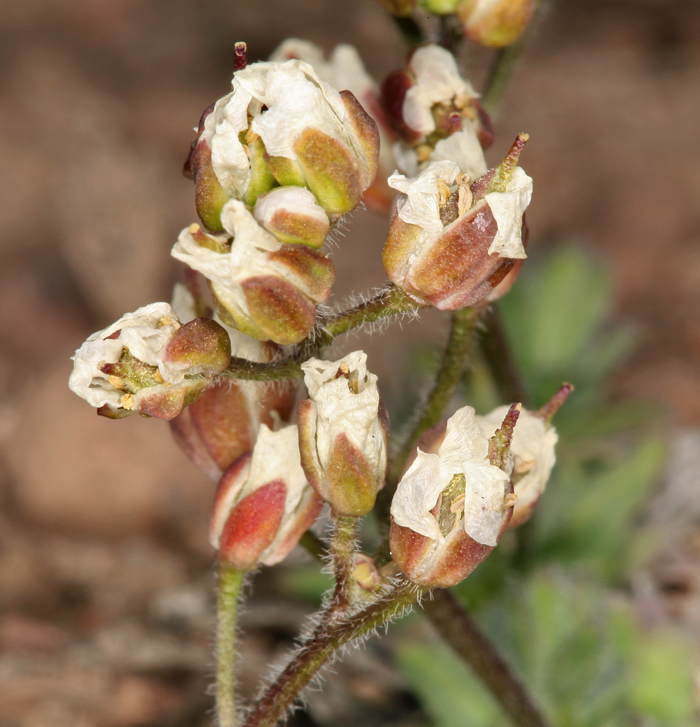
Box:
216;564;245;727
329;513;359;615
424;589;552;727
220;286;420;382
383;306;481;500
479;305;532;408
481;0;546;118
241;582;420;727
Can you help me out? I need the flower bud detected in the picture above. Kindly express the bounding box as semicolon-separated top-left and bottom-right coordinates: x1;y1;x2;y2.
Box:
390;405;518;588
456;0;536;48
254;187;330;248
269;40;397;214
191;59;379;216
210;424;323;570
172;200;335;345
381;44;494;176
69;303;231;420
383;136;532;310
298;351;389;517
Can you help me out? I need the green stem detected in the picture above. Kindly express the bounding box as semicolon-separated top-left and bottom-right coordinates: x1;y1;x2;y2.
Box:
241;582;421;727
481;0;546;118
216;564;245;727
220;286;420;382
424;590;552;727
382;307;481;502
479;305;532;408
329;513;359;615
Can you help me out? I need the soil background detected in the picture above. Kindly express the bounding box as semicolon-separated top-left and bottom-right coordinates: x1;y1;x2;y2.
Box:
0;0;699;725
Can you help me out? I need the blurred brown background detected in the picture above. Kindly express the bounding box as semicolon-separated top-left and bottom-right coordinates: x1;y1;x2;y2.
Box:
0;0;699;725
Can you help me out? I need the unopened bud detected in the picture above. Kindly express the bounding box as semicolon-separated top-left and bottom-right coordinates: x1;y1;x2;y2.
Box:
390;406;515;587
172;200;335;345
254;187;330;248
69;303;231;420
352;554;382;591
192;59;379;216
210;424;323;570
269;40;397;214
456;0;536;48
298;351;389;517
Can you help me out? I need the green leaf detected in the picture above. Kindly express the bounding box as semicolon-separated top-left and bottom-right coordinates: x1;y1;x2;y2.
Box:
394;640;502;727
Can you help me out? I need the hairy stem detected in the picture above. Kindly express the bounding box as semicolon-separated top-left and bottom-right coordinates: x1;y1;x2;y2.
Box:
241;582;420;727
329;513;359;615
216;564;245;727
220;286;420;382
424;589;552;727
480;305;532;408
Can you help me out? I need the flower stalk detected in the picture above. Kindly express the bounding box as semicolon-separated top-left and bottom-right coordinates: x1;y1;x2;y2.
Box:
216;564;245;727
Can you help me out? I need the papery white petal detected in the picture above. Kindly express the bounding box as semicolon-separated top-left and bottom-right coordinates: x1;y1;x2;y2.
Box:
462;461;510;546
430;124;488;180
391;450;453;541
484;167;532;259
389;160;461;245
69;303;184;408
301;351;385;474
254;186;330;230
438;406;490;468
403;45;478;136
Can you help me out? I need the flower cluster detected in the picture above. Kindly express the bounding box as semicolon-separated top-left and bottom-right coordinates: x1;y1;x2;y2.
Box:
67;39;559;586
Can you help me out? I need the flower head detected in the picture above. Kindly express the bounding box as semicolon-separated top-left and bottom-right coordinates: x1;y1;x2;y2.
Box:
172;200;335;345
210;424;322;570
186;58;380;227
390;405;517;587
383;141;532;310
298;351;389;517
69;303;231;420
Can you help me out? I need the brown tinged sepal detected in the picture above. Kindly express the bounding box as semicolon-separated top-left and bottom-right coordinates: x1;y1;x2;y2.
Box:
375;0;416;16
69;303;232;421
210;425;323;570
389;406;516;588
384;144;532;311
298;352;389;518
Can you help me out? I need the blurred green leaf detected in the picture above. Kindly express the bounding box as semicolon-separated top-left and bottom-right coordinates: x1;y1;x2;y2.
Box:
395;640;503;727
280;565;333;603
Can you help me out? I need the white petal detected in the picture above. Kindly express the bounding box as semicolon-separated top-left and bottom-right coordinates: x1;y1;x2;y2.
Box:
403;45;478;136
430;124;488;180
391;450;454;541
462;461;510;547
484;167;532;259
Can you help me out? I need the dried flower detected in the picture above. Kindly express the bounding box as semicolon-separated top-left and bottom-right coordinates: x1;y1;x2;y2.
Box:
390;405;518;587
210;424;322;570
383;147;532;309
269;39;396;212
69;303;231;420
172;200;335;345
381;44;494;176
185;58;380;226
298;351;389;517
